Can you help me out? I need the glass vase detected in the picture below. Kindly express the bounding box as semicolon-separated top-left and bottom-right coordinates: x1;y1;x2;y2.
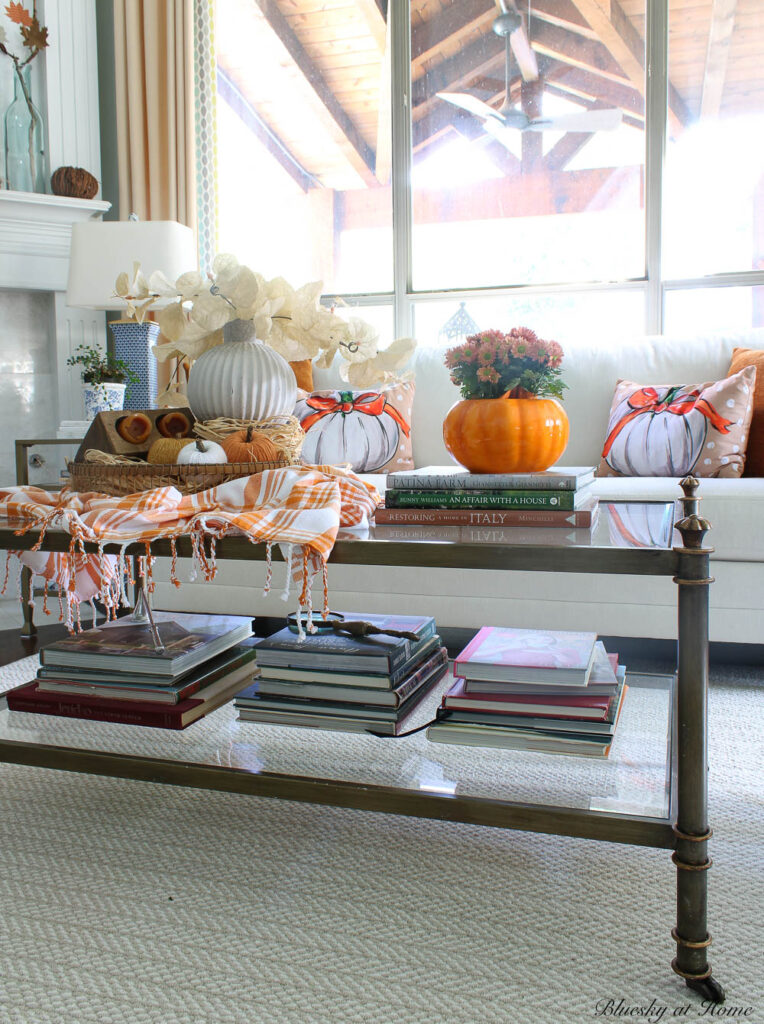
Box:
4;65;48;193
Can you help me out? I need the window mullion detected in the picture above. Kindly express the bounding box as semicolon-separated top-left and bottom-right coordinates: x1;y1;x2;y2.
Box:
645;0;669;335
390;0;413;340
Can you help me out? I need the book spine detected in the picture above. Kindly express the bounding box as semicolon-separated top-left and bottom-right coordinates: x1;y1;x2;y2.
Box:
395;647;448;701
6;692;185;729
385;490;576;510
374;506;595;527
386;474;583;491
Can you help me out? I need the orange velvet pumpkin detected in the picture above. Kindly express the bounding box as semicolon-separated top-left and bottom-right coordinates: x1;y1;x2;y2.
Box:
222;425;281;464
442;394;569;474
116;412;152;445
156;411;192;438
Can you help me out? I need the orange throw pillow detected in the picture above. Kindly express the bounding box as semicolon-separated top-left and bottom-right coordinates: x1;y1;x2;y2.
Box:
728;348;764;476
289;359;314;393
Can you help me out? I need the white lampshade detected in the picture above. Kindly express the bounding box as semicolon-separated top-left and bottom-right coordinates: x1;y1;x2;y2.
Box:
66;220;197;310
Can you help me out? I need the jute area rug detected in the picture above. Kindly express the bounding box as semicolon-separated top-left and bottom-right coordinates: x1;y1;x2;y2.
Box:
0;656;761;1024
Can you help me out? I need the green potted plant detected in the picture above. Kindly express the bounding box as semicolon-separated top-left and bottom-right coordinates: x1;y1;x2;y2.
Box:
66;344;140;420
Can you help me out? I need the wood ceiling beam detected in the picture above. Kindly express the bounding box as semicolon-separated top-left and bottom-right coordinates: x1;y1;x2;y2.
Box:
354;0;387;53
700;0;738;119
412;33;505;119
544;61;645;119
412;1;496;69
521;79;544;172
529;18;630;86
529;0;597;38
545;131;595;171
216;65;318;192
568;0;691;129
251;0;377;185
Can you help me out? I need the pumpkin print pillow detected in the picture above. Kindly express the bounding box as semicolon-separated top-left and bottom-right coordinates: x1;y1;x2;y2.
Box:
598;366;756;478
295;382;415;474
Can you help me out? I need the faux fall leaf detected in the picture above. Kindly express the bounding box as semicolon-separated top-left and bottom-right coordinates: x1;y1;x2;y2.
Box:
5;3;32;27
21;18;48;50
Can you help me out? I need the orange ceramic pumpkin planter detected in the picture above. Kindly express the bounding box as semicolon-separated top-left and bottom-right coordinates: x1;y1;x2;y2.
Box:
443;392;569;474
442;327;569;474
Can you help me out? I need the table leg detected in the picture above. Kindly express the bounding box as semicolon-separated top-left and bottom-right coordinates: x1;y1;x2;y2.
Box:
672;480;724;1003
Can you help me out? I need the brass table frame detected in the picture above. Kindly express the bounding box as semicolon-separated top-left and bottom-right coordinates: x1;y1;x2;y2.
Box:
0;476;724;1002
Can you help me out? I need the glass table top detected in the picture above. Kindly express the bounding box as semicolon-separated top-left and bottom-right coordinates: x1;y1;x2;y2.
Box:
0;667;674;821
366;501;676;551
0;501;677;565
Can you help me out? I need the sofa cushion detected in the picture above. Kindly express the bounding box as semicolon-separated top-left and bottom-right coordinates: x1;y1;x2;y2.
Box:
597;367;756;478
312;327;764;469
728;347;764;477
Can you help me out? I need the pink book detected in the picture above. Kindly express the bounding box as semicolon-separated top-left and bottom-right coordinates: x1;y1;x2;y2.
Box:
454;626;598;686
443;678;613;720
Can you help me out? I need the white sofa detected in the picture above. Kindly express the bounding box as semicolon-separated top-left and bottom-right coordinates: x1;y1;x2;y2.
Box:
154;328;764;645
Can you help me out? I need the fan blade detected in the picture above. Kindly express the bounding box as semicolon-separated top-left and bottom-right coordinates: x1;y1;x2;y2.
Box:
525;108;624;133
482;117;523;150
436;92;506;122
509;24;539;82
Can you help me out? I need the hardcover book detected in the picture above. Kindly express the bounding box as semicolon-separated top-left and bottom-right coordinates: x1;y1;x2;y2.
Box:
373;500;599;529
6;653;257;730
383;486;593;511
454;626;598;685
36;645;258;705
254;613;437;674
251;646;448;707
236;653;448;721
442;676;617;720
253;635;442;690
461;643;618;696
39;612;253;678
386;465;596;491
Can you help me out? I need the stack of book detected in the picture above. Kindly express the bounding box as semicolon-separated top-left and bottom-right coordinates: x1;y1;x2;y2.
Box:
426;626;627;758
375;465;598;532
5;612;257;731
235;612;448;735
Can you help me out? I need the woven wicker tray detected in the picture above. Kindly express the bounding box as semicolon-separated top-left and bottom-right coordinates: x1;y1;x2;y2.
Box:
69;460;289;497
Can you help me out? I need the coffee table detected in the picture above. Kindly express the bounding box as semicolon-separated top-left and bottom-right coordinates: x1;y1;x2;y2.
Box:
0;477;724;1002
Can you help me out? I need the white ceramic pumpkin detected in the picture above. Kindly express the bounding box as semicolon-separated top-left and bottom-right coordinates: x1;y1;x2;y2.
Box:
175;438;227;464
296;389;406;473
603;385;710;476
187;318;297;422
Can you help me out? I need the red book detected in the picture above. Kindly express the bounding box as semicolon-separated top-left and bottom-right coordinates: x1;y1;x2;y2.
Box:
374;500;598;528
5;659;255;730
442;678;614;720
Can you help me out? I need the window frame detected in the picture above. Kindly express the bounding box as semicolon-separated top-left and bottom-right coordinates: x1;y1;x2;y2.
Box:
218;0;764;339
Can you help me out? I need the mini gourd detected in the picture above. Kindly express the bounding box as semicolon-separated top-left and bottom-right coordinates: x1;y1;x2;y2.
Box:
175;438;227;465
222;425;281;464
147;436;194;464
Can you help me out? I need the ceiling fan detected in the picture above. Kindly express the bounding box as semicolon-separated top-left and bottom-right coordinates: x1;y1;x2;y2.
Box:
437;1;623;137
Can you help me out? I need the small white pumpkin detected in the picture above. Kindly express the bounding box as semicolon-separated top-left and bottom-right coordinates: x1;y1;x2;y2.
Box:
175;438;227;465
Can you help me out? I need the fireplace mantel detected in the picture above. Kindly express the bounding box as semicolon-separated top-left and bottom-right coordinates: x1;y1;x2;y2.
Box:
0;190;111;292
0;190;112;424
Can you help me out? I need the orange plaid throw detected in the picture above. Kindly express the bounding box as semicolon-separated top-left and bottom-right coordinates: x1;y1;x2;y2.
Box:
0;465;380;632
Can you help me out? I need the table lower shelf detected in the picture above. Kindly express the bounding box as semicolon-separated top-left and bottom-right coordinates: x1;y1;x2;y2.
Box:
0;670;675;847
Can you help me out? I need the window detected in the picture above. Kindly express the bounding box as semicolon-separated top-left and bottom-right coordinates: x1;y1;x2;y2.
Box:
214;1;764;343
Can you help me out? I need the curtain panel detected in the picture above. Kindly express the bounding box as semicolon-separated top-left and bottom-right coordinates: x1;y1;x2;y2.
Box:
113;0;196;227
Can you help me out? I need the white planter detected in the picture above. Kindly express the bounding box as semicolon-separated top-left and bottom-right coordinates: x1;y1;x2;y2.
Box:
83;381;126;420
187;319;297;422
